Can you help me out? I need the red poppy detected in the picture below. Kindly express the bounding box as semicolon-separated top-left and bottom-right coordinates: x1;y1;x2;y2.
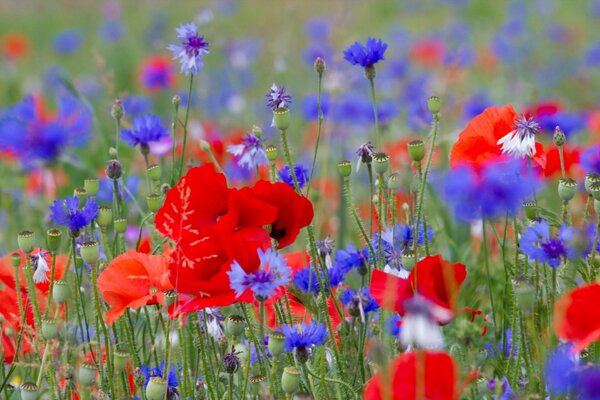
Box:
98;250;174;325
250;180;314;249
409;38;445;67
543;144;581;178
2;32;29;60
449;105;546;170
139;54;175;93
364;350;474;400
554;283;600;353
370;255;466;319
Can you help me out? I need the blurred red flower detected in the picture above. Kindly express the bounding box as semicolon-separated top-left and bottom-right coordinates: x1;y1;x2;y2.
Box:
554;283;600;353
2;32;29;60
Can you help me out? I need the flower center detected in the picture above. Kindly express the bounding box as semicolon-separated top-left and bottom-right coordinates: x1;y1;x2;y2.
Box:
149;286;159;295
251;269;274;284
541;238;565;259
184;35;208;56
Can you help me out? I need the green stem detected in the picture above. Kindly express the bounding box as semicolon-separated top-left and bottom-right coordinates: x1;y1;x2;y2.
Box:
177;74;195;180
23;256;42;333
368;76;380;149
558;145;566;178
45;252;58;318
91;262;115;398
343;178;376;268
482;219;498;337
377;173;384;269
306;71;324;198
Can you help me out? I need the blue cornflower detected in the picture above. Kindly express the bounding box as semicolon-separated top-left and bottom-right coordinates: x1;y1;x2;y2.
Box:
581;145;600;175
49;196;98;233
228;248;291;300
486;329;517;359
140;361;179;395
279;164;309;189
293;265;322;294
386;314;402;336
339;287;379;317
121;115;169;149
545;344;578;396
266;84;292;111
343;37;388;68
281;322;327;353
248;336;271;365
167;22;209;75
441;160;539;221
302;93;330;121
487;377;515;400
53;30;83;54
520;220;576;268
227;133;269;170
122;95;152;116
97;176;141;204
333;243;369;275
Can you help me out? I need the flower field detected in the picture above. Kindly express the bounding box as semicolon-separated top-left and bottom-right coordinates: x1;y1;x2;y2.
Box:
3;1;600;399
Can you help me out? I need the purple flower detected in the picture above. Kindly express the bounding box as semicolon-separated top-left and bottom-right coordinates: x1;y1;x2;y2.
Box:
167;22;209;75
266;84;292;111
339;287;379;316
279;164;309;189
519;220;575;268
121;115;169;149
281;322;327;352
343;38;388;68
228;248;291;300
581;145;600;175
441;160;539;221
50;196;98;233
53;30;83;54
227;134;269;170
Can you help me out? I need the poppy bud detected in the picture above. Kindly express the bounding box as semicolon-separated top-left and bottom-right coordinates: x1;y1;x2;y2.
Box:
273;108;291;131
146;377;167;400
252;125;263;138
558;178;577;202
338;160;352;178
522;201;538;221
78;362;97;387
585;174;600;194
80;241;100;264
20;382;38;400
172;94;181;108
402;250;416;271
74;187;87;204
268;331;286;357
46;228;62;252
364;64;376;81
53;280;71;304
106;159;123;180
113;350;129;372
147;194;162;212
10;252;22;268
97;207;113;228
111;99;124;121
388;173;402;191
147;164;162;181
84;178;100;197
553;126;566;146
17;230;35;253
373;152;389;175
42;318;59;339
314;57;326;75
114;219;128;234
281;366;301;394
408;140;426;162
265;145;278;163
225;315;245;338
427;96;442;115
133;367;146;388
164;289;178;307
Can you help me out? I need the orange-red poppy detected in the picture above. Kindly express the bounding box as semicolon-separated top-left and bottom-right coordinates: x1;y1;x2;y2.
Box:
554;283;600;353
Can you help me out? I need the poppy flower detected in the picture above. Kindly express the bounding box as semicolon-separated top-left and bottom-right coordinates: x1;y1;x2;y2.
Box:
544;144;581;178
450;105;546;170
364;350;474;400
251;180;314;249
369;254;466;319
98;250;174;325
554;283;600;353
139;54;175;93
2;32;29;60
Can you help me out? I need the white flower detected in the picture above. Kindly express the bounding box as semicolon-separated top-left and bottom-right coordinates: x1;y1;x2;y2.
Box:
32;253;50;283
497;116;540;158
399;296;453;350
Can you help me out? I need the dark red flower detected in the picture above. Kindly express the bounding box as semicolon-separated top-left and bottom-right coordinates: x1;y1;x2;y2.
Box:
554;283;600;353
364;350;474;400
370;255;466;320
251;180;314;249
450;105;546;170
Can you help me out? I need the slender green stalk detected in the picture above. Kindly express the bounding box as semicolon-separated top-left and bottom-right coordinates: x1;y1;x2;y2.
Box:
23;256;42;332
482;219;498;336
558;145;566;178
177;74;195;180
368;76;380;149
45;252;58;318
306;69;324;198
343;178;376;265
170;98;180;185
377;173;384;269
91;262;115;398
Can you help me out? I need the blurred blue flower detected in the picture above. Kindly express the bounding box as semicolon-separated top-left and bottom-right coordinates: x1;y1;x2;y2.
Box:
281;322;327;352
228;248;291;300
97;176;141;204
167;22;209;75
520;220;576;268
545;344;578;396
339;287;380;315
334;243;369;275
302;42;334;65
49;196;98;232
302;93;330;121
53;30;83;54
122;95;152;117
304;17;331;40
463;91;492;121
387;314;402;336
585;41;600;66
537;112;585;136
227;133;268;170
121;115;169;149
140;361;179;391
581;145;600;175
99;19;124;42
344;38;388;68
279;164;309;189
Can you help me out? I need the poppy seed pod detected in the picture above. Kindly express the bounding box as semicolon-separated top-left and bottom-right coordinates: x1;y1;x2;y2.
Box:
20;382;38;400
225;315;245;338
42;318;59;339
522;201;538;221
388;173;402;191
17;230;35;253
268;331;286;357
46;228;62;252
402;250;416;271
80;241;100;264
73;187;87;204
558;178;577;202
53;280;71;304
146;377;167;400
147;194;162;212
273;108;291;131
10;252;22;268
164;289;178;307
113;350;129;372
427;95;442;114
97;207;113;228
78;362;97;387
84;178;100;197
265;145;278;163
408;140;426;162
114;219;128;234
147;164;162;181
590;183;600;201
338;160;352;178
373;152;389;175
281;366;301;394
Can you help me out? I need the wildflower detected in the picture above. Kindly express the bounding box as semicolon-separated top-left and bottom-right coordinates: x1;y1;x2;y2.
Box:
333;243;369;275
496;115;541;158
228;248;291;300
223;346;242;374
279;164;309;190
121;115;169;151
355;141;375;171
2;32;29;60
519;220;575;268
31;249;50;284
343;37;388;68
98;251;174;324
400;296;449;349
281;322;327;356
581;145;600;175
450;105;546;170
52;30;82;54
139;55;175;92
554;283;600;353
139;361;179;397
266;84;292;111
167;22;209;75
487;377;515;400
49;196;98;235
198;308;225;339
441;159;539;221
364;351;475;400
226;133;269;170
316;235;335;268
340;287;379;322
